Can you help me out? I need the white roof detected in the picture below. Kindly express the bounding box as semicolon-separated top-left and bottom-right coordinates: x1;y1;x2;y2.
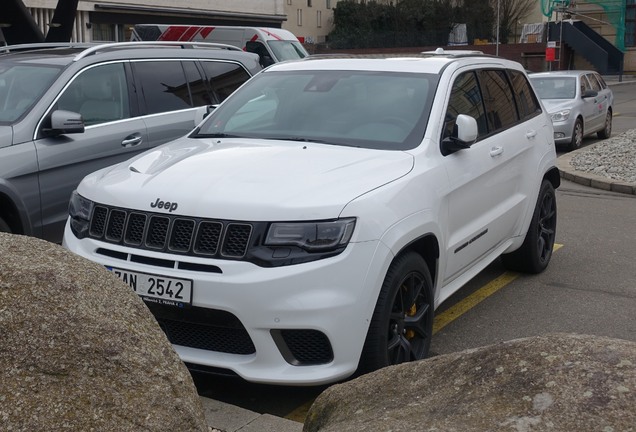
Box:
267;54;518;74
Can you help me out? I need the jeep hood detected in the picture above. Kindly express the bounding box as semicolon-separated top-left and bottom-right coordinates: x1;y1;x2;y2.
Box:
79;137;414;221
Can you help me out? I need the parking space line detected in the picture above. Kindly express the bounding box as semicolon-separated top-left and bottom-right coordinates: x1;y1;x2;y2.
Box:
433;243;563;334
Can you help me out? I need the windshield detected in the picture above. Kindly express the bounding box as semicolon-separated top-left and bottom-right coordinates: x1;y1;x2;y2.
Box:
267;41;309;61
193;70;437;150
0;63;62;124
530;77;577;100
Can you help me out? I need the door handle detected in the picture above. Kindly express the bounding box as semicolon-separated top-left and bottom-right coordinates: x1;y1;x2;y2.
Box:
121;134;142;148
526;130;537;139
490;146;503;157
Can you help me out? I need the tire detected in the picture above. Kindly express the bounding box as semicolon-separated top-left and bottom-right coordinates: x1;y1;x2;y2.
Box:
358;251;434;374
597;110;612;139
501;180;557;274
569;118;583;151
0;217;11;233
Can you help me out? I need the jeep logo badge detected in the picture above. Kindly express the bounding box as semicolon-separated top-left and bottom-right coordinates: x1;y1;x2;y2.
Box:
150;198;178;213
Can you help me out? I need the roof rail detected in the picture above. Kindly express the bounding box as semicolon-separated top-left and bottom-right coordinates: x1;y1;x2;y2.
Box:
420;48;496;58
0;42;94;54
73;41;243;61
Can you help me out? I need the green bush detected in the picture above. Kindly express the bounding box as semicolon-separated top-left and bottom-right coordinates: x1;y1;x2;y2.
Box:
328;0;462;49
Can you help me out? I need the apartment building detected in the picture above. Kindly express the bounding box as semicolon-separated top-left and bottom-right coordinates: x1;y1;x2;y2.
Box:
20;0;287;42
19;0;390;47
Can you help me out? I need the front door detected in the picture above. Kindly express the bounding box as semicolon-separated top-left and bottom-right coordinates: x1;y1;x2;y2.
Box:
442;68;533;284
35;62;149;242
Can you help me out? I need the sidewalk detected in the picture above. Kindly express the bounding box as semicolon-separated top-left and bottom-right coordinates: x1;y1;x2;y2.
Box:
557;147;636;195
200;397;303;432
604;74;636;86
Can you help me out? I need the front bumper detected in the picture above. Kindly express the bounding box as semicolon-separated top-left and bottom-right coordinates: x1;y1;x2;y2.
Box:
63;220;388;385
551;118;576;144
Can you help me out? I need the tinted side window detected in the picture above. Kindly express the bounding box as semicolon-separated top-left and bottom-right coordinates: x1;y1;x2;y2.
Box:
57;63;130;126
508;70;542;121
595;73;608;89
200;61;252;102
478;69;519;132
580;75;592;94
134;61;192;114
443;71;487;140
183;61;213;106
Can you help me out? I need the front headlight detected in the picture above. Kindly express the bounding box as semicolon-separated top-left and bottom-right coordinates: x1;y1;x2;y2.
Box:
550;109;571;122
265;218;356;252
68;190;94;238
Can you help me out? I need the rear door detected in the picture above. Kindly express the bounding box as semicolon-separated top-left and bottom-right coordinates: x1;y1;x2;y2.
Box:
579;74;602;132
585;72;611;132
132;59;253;149
131;60;209;149
35;61;149;242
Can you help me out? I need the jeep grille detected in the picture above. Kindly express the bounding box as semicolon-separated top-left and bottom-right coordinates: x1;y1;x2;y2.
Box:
88;205;252;259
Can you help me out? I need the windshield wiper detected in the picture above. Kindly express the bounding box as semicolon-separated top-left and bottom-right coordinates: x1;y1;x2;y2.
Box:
264;136;334;144
193;132;243;139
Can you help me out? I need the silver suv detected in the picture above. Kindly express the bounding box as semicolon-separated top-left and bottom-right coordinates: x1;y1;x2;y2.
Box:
0;42;261;243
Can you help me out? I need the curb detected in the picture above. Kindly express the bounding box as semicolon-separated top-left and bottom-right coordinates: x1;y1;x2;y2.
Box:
556;144;636;195
604;76;636;87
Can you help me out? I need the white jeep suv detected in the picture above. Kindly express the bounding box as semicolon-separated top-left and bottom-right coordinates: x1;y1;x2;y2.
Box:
64;51;560;385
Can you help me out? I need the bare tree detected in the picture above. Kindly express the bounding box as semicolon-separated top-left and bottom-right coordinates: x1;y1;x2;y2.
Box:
492;0;536;43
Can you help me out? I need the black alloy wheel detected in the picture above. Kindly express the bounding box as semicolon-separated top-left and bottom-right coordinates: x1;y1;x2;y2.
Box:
359;252;433;374
502;180;557;273
0;217;11;233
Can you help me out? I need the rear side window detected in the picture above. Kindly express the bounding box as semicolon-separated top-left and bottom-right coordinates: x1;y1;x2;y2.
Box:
595;73;608;89
183;61;213;106
478;69;519;132
133;61;197;115
508;70;542;121
586;73;602;92
57;63;130;126
200;61;252;102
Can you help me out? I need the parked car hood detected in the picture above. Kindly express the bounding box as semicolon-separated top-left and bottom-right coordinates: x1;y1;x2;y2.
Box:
79;137;414;221
540;99;575;113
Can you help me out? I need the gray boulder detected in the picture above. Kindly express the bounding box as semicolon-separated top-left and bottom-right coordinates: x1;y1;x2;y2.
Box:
304;333;636;432
0;233;209;431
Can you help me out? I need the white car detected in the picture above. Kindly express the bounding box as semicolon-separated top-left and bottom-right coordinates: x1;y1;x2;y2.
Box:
64;51;560;385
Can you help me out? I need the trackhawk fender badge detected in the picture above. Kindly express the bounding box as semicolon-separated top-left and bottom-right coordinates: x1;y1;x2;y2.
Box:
150;198;178;212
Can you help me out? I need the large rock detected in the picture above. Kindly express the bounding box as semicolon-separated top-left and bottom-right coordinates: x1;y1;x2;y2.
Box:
304;334;636;432
0;233;209;431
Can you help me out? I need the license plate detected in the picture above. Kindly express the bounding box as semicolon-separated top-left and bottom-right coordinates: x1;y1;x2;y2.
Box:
106;266;192;307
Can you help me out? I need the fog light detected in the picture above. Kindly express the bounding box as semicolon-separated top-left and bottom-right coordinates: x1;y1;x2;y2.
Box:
554;132;565;139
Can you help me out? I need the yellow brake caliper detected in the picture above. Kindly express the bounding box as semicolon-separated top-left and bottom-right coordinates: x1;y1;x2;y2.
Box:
405;303;417;339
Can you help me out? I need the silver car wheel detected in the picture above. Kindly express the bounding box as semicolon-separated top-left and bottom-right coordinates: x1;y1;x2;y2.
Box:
570;119;583;150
